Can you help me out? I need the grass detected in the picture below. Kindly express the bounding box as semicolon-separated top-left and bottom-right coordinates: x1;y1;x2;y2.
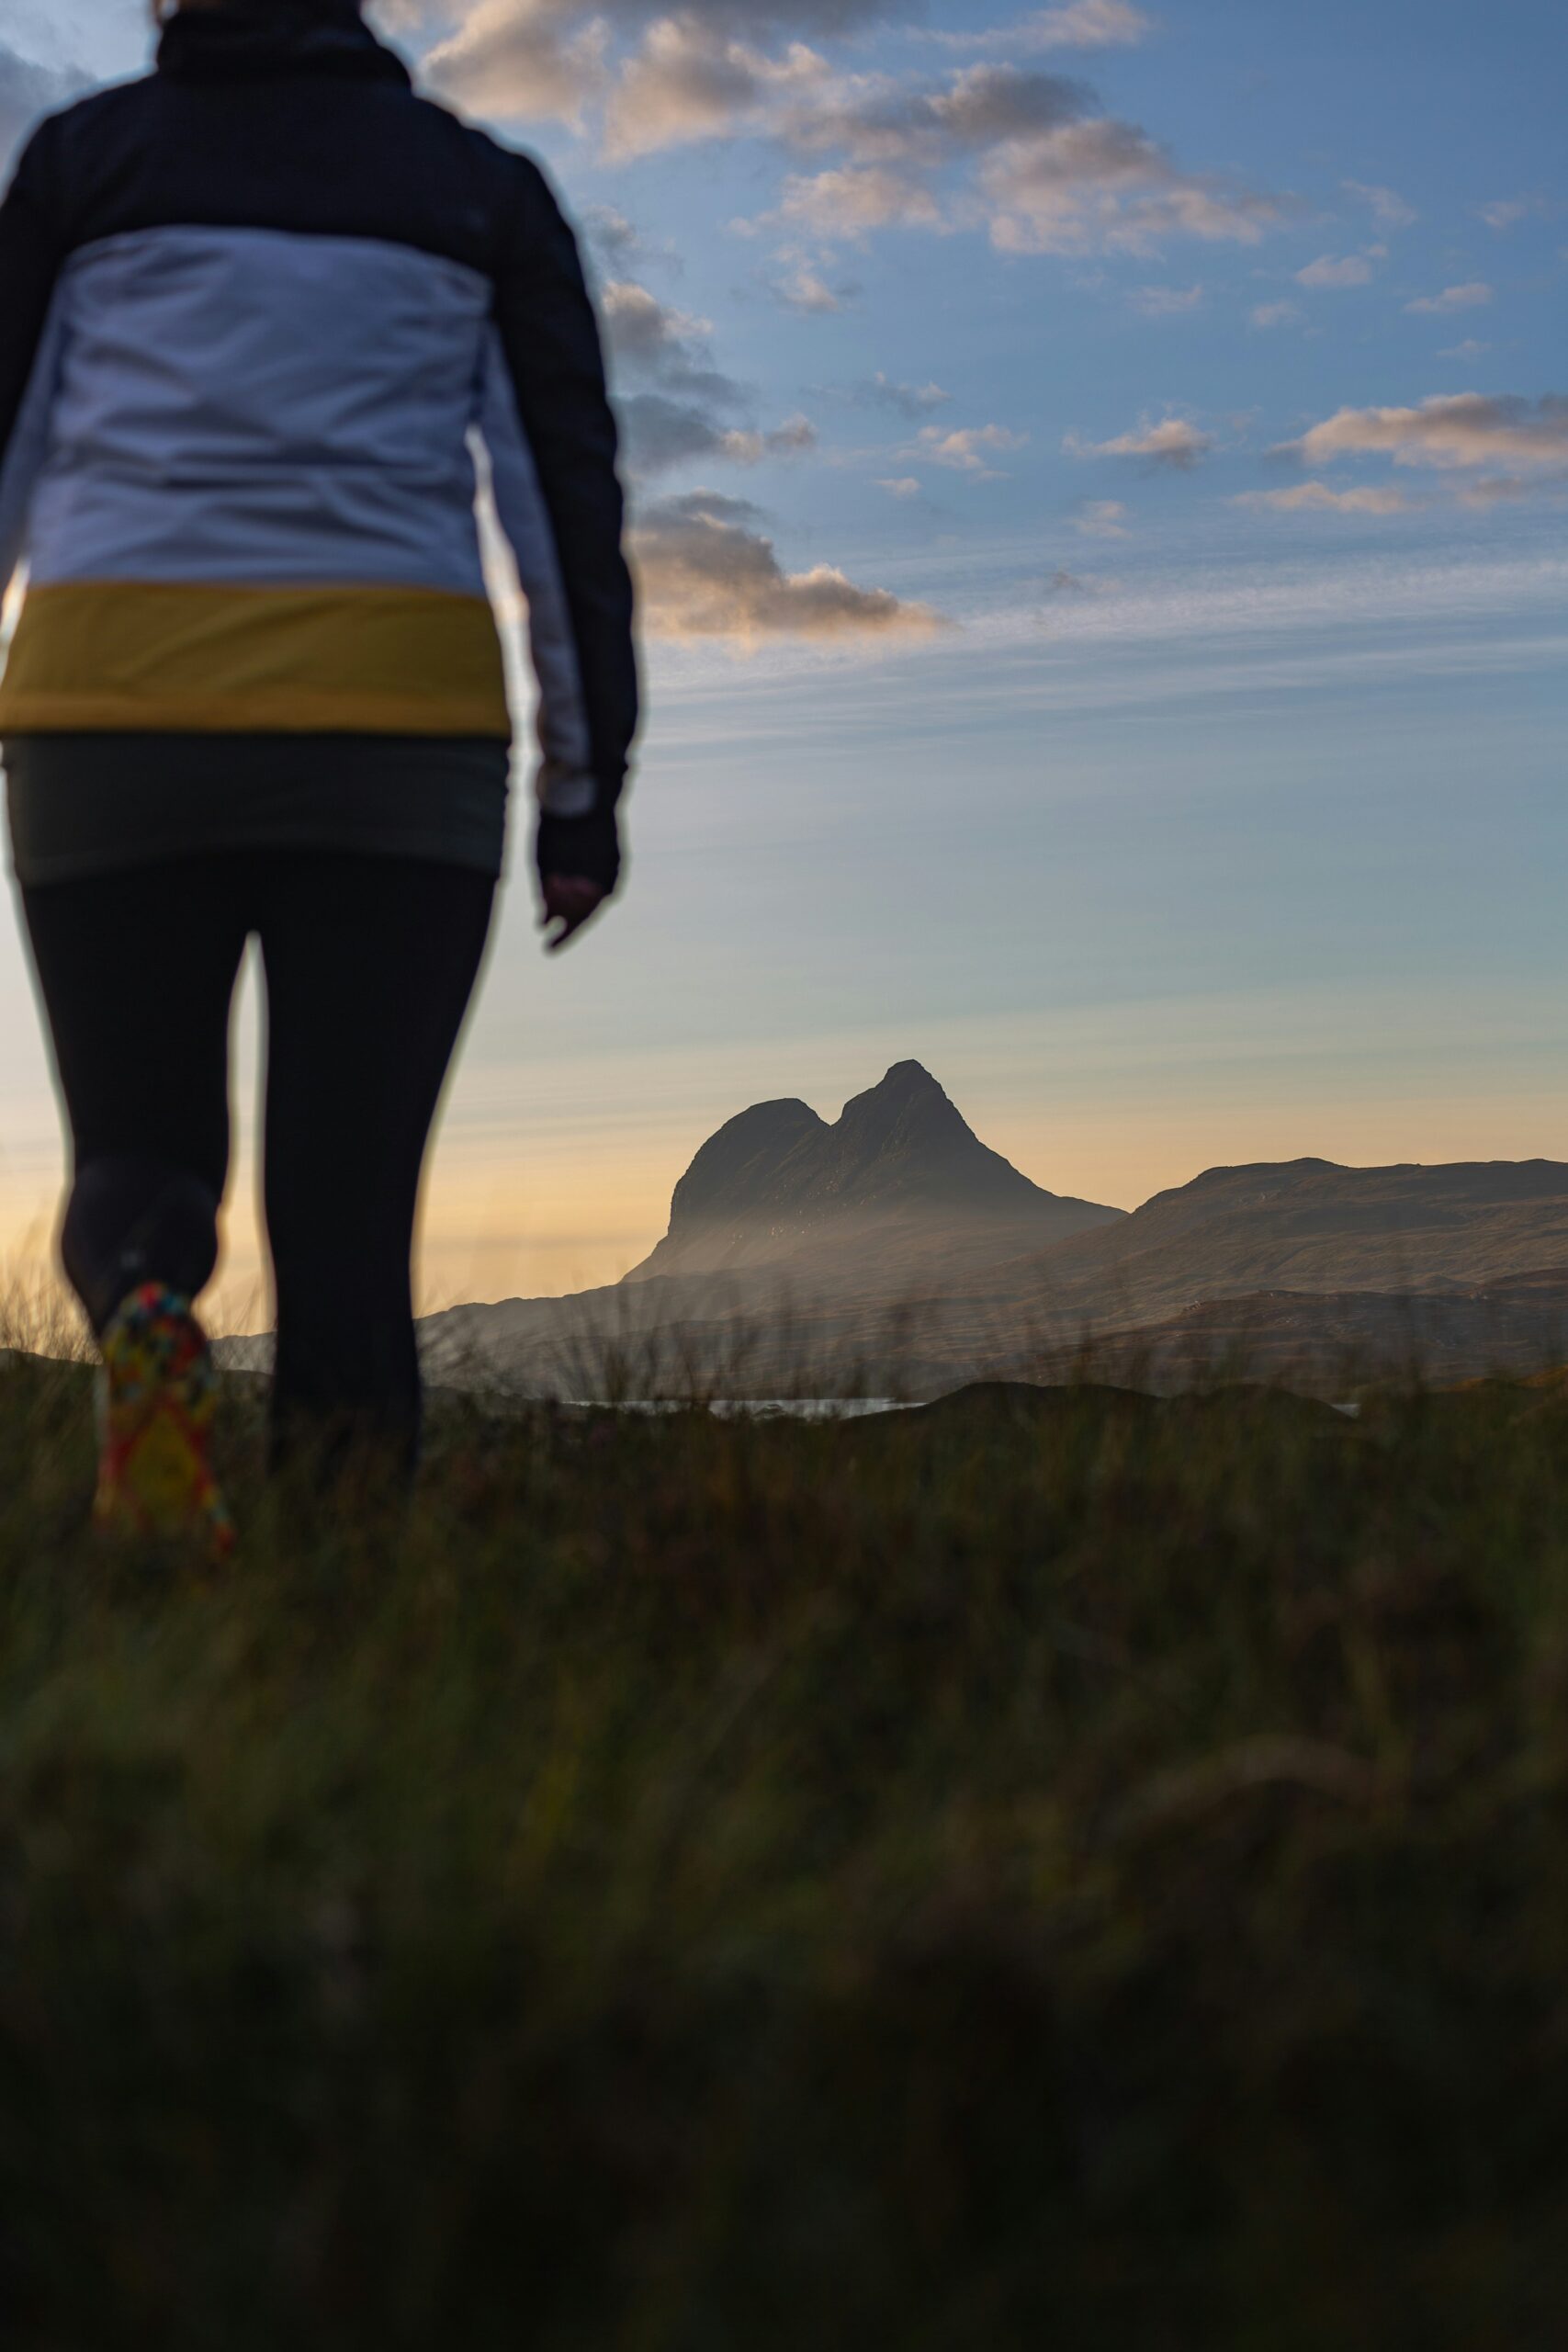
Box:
2;1351;1568;2346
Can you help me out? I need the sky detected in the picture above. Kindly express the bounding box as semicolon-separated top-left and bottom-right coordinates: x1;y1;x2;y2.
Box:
0;0;1565;1327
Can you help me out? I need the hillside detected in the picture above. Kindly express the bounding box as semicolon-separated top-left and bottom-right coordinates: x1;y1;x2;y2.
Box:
413;1127;1568;1396
1007;1156;1568;1327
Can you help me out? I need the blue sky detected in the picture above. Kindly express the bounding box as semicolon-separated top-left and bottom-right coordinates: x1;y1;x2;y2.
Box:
1;0;1564;1320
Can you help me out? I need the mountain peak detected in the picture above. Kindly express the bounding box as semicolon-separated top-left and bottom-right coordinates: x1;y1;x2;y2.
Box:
870;1059;943;1097
624;1061;1124;1282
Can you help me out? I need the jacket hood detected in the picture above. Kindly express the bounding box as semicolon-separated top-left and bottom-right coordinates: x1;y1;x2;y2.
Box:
158;3;411;86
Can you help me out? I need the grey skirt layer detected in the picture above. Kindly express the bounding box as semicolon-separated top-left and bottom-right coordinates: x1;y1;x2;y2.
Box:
4;733;512;886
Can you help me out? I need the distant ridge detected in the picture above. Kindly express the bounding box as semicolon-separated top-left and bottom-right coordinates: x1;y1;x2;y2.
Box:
347;1081;1568;1401
623;1061;1124;1283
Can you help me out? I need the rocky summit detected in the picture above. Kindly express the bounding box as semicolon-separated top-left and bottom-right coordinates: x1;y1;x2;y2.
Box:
623;1061;1124;1284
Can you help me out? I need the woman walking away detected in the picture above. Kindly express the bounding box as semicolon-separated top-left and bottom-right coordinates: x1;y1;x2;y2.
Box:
0;0;637;1554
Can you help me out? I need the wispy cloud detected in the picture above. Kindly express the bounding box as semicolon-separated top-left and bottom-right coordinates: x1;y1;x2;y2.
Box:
617;397;817;475
770;259;851;313
604;22;829;161
1250;298;1302;329
1067;415;1212;469
1288;393;1568;475
1130;282;1204;315
601;276;819;477
423;3;612;129
913;423;1029;476
1074;499;1131;536
1478;196;1540;231
422;5;1279;267
984;115;1280;256
1404;281;1493;316
858;373;953;417
775;162;948;238
928;1;1154;52
632;490;947;643
1342;180;1416;229
765;57;1280;258
1296;251;1377;288
602;281;729;398
421;0;886;141
1234;482;1415;515
581;205;671;277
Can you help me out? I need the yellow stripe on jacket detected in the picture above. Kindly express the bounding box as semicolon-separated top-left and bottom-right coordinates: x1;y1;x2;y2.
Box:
0;582;512;737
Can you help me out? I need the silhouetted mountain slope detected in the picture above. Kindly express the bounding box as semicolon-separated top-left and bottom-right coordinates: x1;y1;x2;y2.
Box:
398;1108;1568;1400
1010;1157;1568;1324
625;1061;1123;1283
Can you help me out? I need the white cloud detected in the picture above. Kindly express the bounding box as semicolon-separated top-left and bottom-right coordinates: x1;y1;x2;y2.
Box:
777;163;948;237
1296;252;1375;288
632;490;947;643
412;1;1281;275
930;1;1154;51
778;62;1089;171
1012;0;1153;48
875;477;922;497
423;4;611;127
417;3;1280;266
756;414;819;457
1404;281;1493;316
1438;339;1490;362
1287;394;1568;479
1067;414;1212;469
1479;197;1538;231
771;261;847;312
1342;180;1417;229
1075;499;1130;536
604;23;829;160
1250;298;1302;329
1130;282;1204;315
914;423;1028;474
860;373;953;417
985;115;1279;255
1234;482;1414;515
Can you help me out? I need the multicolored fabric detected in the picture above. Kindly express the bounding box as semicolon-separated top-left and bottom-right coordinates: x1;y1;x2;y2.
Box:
94;1283;236;1561
0;2;637;845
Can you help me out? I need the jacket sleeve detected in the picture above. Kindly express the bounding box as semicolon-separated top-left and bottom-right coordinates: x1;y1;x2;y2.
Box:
487;151;638;879
0;119;68;592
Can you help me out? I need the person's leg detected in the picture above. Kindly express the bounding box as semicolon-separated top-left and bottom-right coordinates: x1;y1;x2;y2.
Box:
17;858;250;1552
255;852;496;1476
17;863;248;1332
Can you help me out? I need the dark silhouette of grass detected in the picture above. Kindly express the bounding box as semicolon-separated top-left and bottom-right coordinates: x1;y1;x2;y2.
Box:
1;1340;1566;2346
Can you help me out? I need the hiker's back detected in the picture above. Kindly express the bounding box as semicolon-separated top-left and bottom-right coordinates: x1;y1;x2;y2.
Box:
31;91;496;596
4;36;523;737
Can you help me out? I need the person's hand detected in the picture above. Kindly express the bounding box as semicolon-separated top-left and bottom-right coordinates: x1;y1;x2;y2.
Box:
536;807;620;949
539;873;609;953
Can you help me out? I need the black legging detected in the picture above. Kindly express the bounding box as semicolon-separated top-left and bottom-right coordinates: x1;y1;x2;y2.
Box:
19;849;496;1465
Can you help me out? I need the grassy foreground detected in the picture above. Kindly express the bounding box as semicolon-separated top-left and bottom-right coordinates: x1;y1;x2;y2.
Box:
2;1355;1567;2347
